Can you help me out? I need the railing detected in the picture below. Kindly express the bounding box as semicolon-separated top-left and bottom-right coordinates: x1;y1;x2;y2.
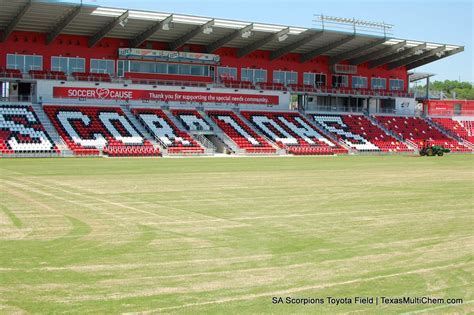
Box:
32;74;67;81
0;71;22;79
428;110;474;117
310;105;365;113
194;134;216;151
128;78;208;88
376;108;397;114
1;72;414;99
0;95;32;102
73;75;112;82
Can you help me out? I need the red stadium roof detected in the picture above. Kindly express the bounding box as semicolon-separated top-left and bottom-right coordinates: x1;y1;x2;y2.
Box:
0;0;464;69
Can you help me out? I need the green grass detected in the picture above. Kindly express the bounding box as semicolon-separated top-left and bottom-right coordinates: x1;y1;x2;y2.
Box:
0;155;473;314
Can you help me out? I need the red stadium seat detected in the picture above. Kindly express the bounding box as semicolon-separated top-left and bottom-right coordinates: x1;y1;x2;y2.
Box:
0;104;59;154
72;72;111;82
374;115;471;152
131;108;205;154
206;110;276;154
313;114;412;152
241;111;347;155
220;77;256;89
29;70;67;81
431;117;474;144
43;105;159;157
287;84;316;93
171;109;213;132
0;68;22;79
257;82;287;91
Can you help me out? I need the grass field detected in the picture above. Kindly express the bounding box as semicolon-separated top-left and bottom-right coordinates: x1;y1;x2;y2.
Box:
0;155;473;314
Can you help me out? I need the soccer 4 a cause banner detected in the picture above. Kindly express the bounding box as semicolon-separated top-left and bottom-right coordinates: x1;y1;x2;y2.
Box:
53;87;279;105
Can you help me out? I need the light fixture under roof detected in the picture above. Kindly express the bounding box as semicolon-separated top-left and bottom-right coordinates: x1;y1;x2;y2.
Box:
119;18;128;28
278;34;289;42
203;26;213;35
162;22;172;31
242;30;252;38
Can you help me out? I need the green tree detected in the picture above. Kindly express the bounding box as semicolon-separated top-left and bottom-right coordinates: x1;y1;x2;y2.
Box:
419;80;473;100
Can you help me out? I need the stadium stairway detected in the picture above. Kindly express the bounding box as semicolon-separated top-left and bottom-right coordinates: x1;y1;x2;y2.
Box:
121;105;167;154
365;114;419;151
425;117;474;151
233;110;285;155
163;109;215;155
193;133;218;153
198;110;243;154
31;103;73;156
305;113;356;154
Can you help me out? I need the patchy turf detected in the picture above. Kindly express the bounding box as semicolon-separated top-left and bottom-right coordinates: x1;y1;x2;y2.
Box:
0;155;473;314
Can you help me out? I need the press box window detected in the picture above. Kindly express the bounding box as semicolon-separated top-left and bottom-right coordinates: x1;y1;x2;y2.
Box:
217;67;237;80
352;76;368;89
273;71;297;85
389;79;404;91
51;57;85;74
372;77;387;90
90;59;115;75
7;54;43;73
332;75;348;88
241;68;267;83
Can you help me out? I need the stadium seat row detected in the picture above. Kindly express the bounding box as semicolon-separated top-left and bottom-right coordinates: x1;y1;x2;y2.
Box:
374;116;471;152
0;104;58;154
313;114;412;152
1;103;472;156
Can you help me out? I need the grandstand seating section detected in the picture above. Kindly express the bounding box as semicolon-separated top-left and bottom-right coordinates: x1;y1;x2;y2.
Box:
72;72;111;82
131;108;205;154
171;109;213;132
374;115;471;152
0;68;22;78
241;111;347;155
29;70;67;80
431;118;474;144
2;101;473;157
312;114;411;152
43;105;159;156
0;104;58;154
206;110;276;153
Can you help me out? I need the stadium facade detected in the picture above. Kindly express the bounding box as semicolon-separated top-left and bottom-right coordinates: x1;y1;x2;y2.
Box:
0;0;473;157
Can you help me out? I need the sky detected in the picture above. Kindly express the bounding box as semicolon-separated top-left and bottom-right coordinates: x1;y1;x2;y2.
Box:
75;0;473;82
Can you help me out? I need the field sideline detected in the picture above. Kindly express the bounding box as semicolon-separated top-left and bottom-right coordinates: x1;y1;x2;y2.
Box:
0;155;473;314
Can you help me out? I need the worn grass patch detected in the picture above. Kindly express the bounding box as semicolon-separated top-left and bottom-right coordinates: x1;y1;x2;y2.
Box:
0;155;473;314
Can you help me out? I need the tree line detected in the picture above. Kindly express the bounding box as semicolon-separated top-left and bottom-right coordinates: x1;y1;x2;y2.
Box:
417;80;474;100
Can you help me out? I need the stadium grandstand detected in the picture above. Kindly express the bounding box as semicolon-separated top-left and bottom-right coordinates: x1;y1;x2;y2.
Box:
0;0;472;157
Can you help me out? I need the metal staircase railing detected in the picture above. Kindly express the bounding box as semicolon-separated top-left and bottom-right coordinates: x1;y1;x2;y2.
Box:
31;103;72;156
364;113;418;152
305;113;356;154
121;104;166;154
193;134;216;153
161;109;215;154
198;110;243;154
232;109;283;154
424;117;474;150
